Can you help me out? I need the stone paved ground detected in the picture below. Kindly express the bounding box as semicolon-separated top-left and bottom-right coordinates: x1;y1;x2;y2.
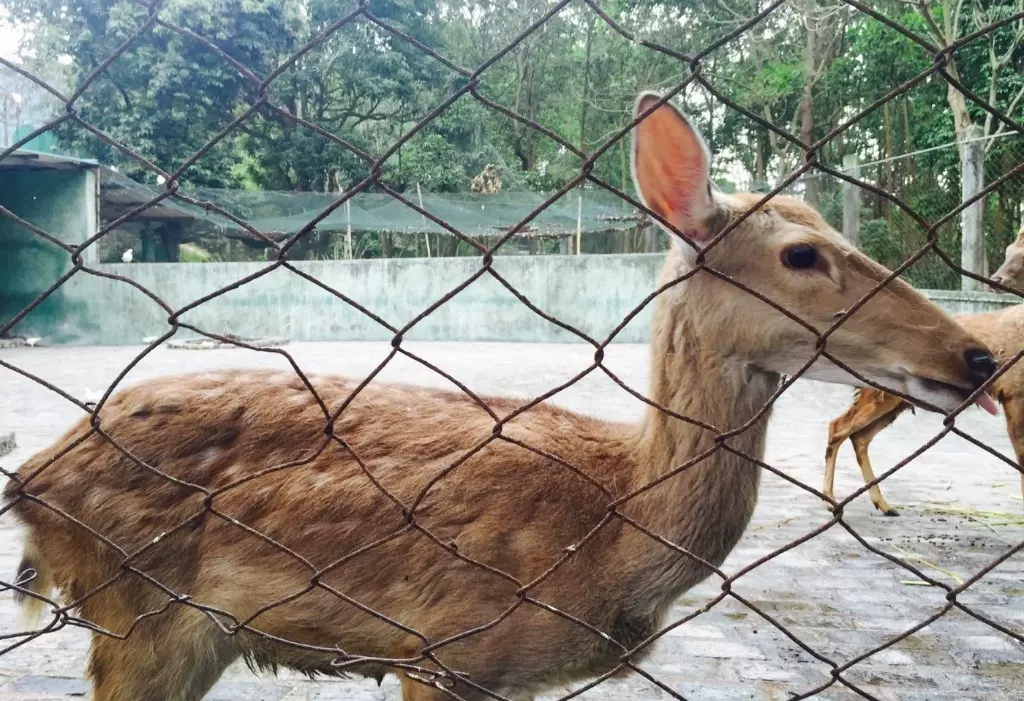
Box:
1;341;1023;701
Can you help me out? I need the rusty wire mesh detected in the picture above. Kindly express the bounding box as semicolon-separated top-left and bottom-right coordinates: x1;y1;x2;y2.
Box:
1;1;1024;699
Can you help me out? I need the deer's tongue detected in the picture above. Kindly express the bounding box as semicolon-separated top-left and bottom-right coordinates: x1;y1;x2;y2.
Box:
976;392;999;416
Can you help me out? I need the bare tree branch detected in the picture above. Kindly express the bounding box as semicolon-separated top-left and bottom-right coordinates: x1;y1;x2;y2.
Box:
916;0;949;45
987;81;1024;148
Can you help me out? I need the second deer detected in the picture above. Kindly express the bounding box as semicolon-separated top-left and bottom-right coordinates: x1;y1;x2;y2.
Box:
990;224;1024;289
824;233;1024;516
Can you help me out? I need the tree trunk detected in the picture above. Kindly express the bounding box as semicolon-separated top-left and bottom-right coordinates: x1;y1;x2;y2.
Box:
512;42;536;172
755;134;766;185
800;87;819;207
902;100;915;182
883;102;893;187
883;101;894;223
946;61;973;158
800;22;819;208
644;225;659;253
620;141;629;193
960;125;985;291
579;16;595;151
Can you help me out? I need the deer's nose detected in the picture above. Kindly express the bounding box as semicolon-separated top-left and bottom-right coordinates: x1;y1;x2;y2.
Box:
964;348;997;387
990;275;1010;292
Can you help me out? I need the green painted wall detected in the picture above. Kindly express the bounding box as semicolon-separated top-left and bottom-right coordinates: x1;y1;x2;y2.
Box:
0;169;97;342
47;255;661;345
18;254;1022;347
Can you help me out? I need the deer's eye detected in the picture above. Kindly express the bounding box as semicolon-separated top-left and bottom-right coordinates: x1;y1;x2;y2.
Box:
783;245;818;270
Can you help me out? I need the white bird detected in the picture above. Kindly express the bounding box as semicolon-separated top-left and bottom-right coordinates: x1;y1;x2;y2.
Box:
122;248;133;263
82;386;103;409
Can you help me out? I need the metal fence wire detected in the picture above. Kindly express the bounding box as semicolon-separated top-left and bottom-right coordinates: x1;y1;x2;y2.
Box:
2;1;1024;700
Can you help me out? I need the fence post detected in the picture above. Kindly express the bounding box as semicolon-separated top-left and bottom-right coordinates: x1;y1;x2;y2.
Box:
82;168;99;266
842;154;860;248
345;199;353;260
417;182;430;257
644;222;658;253
960;125;985;292
575;190;583;255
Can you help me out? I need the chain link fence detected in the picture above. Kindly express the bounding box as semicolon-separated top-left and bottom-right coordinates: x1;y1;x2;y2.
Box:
2;1;1024;700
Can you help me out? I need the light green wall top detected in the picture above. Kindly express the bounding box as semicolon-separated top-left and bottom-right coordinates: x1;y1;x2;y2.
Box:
7;253;1019;347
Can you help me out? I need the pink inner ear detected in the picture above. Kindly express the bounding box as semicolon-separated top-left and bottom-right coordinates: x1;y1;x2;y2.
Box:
667;160;708;219
633;102;711;241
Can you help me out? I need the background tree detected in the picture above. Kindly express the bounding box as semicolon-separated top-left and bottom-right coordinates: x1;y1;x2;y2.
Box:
2;0;1021;280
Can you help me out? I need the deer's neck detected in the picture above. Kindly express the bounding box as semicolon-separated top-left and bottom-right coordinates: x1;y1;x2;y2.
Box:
621;271;778;600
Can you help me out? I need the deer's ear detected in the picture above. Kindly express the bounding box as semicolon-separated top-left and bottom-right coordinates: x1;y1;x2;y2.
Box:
630;93;716;246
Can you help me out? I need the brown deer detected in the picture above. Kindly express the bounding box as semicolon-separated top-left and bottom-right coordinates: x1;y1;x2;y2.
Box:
3;93;999;701
990;223;1024;289
823;304;1024;516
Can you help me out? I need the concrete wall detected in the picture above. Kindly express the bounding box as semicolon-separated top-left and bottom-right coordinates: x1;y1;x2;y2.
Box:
45;255;659;345
917;289;1016;315
17;254;1022;346
0;168;98;340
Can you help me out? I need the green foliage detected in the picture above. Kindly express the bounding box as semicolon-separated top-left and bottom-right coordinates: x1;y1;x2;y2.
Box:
387;134;467;192
860;219;903;269
7;0;1024;283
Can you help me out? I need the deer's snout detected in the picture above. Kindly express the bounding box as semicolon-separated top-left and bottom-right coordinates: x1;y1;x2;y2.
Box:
964;348;997;388
990;274;1012;292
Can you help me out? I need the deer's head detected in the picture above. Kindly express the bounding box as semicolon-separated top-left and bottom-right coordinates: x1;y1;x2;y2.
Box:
631;93;996;414
990;225;1024;291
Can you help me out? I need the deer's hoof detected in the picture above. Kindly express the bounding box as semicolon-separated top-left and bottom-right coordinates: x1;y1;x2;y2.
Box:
881;507;900;517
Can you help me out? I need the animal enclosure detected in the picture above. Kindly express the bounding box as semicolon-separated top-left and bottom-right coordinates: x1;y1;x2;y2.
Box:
3;2;1024;701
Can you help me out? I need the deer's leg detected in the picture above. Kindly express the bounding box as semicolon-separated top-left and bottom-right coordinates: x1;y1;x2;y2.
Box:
823;390;897;509
823;417;852;505
88;605;238;701
1000;397;1024;508
849;410;904;517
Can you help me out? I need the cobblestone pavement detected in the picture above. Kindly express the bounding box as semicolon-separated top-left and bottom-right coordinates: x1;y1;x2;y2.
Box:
2;342;1023;700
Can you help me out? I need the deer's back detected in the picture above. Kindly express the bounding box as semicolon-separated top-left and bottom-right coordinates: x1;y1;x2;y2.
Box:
8;370;641;653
